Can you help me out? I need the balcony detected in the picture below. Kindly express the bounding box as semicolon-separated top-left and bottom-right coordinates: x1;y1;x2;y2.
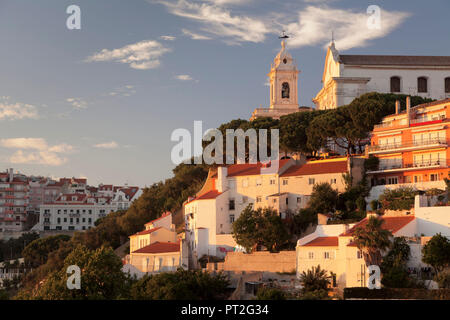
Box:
410;115;445;127
69;213;81;218
43;213;51;218
368;138;447;154
367;159;450;174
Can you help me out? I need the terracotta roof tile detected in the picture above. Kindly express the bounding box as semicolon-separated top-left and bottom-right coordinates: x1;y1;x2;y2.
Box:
132;241;180;254
144;212;171;226
132;227;162;236
340;215;415;236
281;160;348;177
302;236;339;247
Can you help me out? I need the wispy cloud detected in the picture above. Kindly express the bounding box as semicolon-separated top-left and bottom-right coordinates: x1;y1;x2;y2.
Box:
85;40;172;70
158;0;270;44
0;138;75;166
160;35;176;41
66;97;88;109
175;74;195;81
93;141;119;149
0;97;39;120
285;6;410;50
182;28;212;40
108;85;137;97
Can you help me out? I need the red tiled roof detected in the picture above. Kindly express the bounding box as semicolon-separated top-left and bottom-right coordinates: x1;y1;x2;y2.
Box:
302;237;339;247
281;160;348;177
340;216;415;236
132;241;180;254
132;227;162;236
211;159;291;178
144;211;171;226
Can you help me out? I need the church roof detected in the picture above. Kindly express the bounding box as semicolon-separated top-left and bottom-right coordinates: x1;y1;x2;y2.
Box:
339;55;450;66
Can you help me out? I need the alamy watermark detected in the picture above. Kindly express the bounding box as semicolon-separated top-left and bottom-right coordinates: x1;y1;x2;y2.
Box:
66;265;81;290
171;121;280;172
66;5;81;30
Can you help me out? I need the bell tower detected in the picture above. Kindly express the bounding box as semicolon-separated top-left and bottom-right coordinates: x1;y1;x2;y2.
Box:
268;39;300;110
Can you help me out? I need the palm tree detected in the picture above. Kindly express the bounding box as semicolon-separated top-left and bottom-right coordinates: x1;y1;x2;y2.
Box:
353;216;392;267
299;265;331;292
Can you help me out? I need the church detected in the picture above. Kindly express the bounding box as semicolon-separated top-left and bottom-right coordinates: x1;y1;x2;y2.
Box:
314;41;450;110
250;39;312;120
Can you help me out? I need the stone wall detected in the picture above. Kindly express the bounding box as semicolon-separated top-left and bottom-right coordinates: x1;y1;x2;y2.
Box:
209;251;296;273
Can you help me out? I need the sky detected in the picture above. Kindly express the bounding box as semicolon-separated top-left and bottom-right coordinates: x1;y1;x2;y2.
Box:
0;0;449;187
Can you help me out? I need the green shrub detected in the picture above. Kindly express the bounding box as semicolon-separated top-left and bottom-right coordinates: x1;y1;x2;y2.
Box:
255;287;286;300
379;187;418;210
298;289;329;300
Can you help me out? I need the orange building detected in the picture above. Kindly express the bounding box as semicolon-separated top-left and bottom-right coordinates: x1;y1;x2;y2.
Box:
367;97;450;187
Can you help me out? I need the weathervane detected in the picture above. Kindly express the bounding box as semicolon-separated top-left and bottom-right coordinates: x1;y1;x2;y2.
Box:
279;30;289;39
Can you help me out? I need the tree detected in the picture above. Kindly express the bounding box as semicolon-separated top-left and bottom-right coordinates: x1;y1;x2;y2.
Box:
308;182;338;214
130;269;229;300
353;216;392;267
22;235;71;268
379;187;418;211
30;245;132;300
381;237;413;288
232;206;290;252
422;233;450;275
299;265;331;293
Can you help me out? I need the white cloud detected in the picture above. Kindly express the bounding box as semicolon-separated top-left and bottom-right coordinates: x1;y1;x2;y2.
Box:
182;28;212;40
175;74;194;81
160;35;176;41
159;0;270;44
108;85;137;97
285;6;410;50
0;101;39;121
0;138;74;166
66;97;88;109
93;141;119;149
85;40;172;70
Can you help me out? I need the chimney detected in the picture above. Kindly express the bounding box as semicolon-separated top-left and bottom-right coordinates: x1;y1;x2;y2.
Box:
406;96;411;126
395;100;400;114
217;166;228;193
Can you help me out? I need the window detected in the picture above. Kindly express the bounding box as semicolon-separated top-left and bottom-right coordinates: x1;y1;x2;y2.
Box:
324;252;331;259
282;179;288;185
229;214;235;223
256;196;262;203
297;197;301;203
281;82;290;98
390;76;401;93
330;178;336;184
269;178;276;185
430;173;439;181
357;251;363;259
285;198;289;205
242;179;249;188
256;179;262;186
418;77;428;93
387;177;398;185
308;178;315;185
308;252;314;259
446;77;450;93
229;199;235;211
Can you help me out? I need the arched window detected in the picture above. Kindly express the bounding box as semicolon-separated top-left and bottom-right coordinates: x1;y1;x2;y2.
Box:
445;77;450;93
390;76;401;93
282;82;290;99
418;77;428;93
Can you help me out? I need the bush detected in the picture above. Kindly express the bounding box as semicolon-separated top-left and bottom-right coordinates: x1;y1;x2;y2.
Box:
298;289;329;300
255;287;286;300
379;187;418;210
435;270;450;289
370;200;379;211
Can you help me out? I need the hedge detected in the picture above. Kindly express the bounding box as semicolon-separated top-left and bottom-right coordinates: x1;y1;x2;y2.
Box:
344;287;450;300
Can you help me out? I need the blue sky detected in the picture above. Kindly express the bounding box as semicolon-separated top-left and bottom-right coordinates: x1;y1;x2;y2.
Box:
0;0;449;186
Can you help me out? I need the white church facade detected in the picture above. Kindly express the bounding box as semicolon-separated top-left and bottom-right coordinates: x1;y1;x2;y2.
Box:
313;42;450;110
251;40;312;120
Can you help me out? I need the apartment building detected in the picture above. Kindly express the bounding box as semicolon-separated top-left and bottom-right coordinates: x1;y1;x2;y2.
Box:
36;193;116;231
366;97;450;203
0;169;29;232
111;186;142;211
184;157;365;265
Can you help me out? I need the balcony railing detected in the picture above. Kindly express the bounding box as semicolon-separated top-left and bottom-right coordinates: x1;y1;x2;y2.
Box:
368;137;447;153
371;159;449;172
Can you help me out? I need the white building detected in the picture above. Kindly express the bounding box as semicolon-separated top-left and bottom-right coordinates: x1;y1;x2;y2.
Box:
36;193;116;231
296;195;449;289
313;41;450;110
184;157;365;267
111;186;142;211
